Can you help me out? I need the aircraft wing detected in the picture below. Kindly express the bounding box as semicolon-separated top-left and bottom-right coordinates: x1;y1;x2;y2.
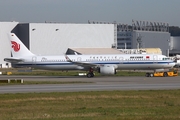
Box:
4;57;24;63
65;55;97;67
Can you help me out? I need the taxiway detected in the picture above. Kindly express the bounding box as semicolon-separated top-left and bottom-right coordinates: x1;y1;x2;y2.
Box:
0;75;180;93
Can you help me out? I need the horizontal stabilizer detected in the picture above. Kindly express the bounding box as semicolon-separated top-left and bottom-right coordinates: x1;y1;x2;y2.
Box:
4;57;24;63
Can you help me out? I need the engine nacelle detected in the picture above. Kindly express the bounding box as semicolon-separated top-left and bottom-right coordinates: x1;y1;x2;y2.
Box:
99;65;116;75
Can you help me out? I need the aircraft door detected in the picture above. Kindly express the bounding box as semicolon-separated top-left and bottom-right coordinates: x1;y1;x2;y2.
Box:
153;55;158;63
119;57;123;64
32;56;37;64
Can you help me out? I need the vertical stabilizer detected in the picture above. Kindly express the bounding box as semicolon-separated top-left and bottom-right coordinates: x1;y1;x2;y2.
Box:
9;33;35;57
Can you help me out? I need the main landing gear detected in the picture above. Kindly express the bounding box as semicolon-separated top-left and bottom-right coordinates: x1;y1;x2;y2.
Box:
145;73;154;77
87;68;94;78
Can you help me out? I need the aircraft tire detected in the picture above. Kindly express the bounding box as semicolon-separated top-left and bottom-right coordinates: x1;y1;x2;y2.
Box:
150;73;154;77
87;73;92;78
145;73;150;77
87;73;94;78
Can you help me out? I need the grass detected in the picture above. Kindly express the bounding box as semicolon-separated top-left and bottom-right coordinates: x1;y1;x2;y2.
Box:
1;68;179;76
0;69;179;119
0;90;180;120
2;68;148;76
0;81;93;86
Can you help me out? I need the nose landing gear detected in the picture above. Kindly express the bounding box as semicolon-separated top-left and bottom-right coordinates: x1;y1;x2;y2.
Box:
145;73;154;77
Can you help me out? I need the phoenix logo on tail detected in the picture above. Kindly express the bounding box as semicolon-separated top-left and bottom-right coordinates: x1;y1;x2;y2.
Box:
11;41;20;52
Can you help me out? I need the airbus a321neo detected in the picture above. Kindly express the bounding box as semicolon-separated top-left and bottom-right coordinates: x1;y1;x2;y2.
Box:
4;33;175;78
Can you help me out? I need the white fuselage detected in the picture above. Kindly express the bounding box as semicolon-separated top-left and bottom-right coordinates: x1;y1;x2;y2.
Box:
13;54;175;70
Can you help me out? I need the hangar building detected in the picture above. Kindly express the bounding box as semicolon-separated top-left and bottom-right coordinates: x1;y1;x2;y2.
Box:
0;22;117;68
115;20;170;56
0;20;180;68
12;23;115;56
169;36;180;56
0;22;19;68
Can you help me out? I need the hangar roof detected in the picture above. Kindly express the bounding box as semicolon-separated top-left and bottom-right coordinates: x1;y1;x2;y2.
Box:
67;48;123;55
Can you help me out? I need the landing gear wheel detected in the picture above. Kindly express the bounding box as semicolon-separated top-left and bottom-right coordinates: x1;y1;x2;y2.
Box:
87;73;92;78
145;73;150;77
87;73;94;78
146;73;154;77
150;73;154;77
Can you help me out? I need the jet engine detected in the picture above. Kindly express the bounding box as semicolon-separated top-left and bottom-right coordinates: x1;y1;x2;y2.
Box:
99;64;116;75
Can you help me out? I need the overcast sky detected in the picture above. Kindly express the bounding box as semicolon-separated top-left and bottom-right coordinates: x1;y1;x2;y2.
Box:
0;0;180;26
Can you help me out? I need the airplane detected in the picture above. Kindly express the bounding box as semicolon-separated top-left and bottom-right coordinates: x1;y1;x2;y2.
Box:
4;33;176;78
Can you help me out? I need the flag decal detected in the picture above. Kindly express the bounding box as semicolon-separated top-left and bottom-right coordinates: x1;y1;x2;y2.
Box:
146;56;150;59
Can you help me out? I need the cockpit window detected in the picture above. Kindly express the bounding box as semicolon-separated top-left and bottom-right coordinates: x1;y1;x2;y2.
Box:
163;58;170;60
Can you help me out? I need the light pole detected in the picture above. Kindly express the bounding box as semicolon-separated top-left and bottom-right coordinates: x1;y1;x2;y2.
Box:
137;33;142;49
167;39;170;57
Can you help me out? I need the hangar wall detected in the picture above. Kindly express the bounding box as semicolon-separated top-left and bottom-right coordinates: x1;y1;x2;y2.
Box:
132;31;170;55
0;22;19;67
29;23;114;55
170;37;180;50
169;36;180;55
